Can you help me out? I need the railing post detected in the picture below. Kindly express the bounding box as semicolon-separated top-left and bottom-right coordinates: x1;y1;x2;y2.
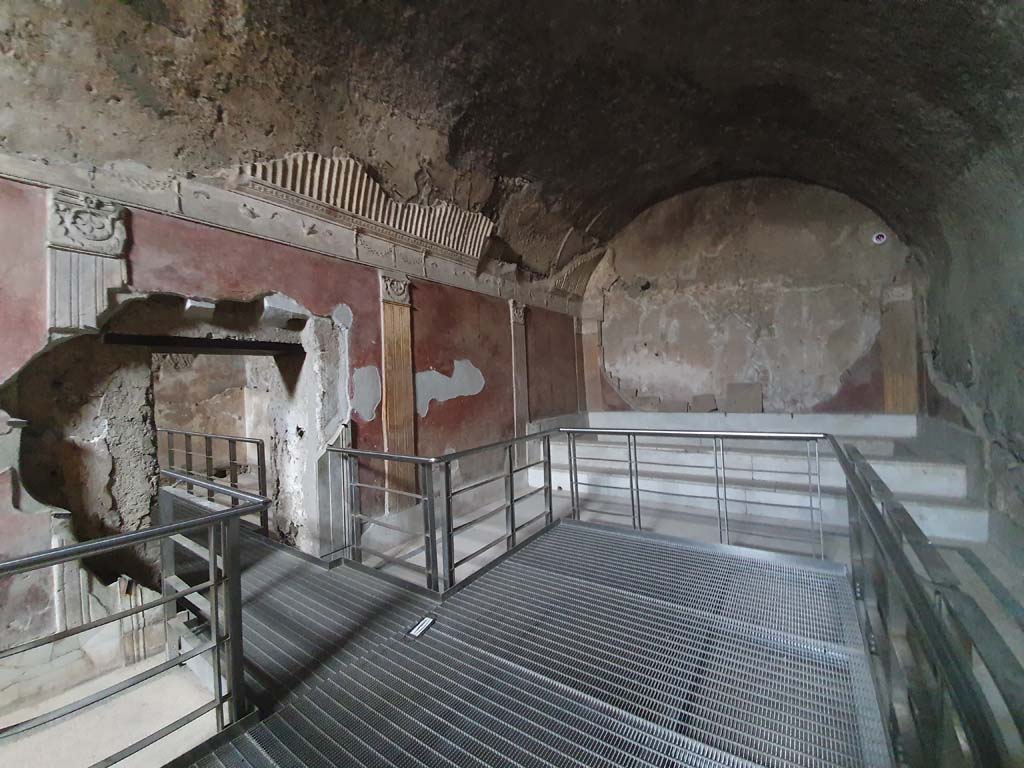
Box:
713;436;724;544
442;461;455;591
228;439;239;507
158;490;179;662
815;440;824;559
805;439;817;558
543;434;553;525
349;455;363;564
420;463;439;592
626;436;634;532
184;433;194;494
720;438;730;545
221;515;246;723
256;440;268;534
166;431;176;475
506;444;517;550
626;433;638;529
568;432;580;520
205;436;215;501
208;522;224;730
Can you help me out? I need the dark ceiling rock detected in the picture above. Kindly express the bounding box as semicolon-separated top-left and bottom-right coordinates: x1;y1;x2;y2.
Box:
2;0;1023;510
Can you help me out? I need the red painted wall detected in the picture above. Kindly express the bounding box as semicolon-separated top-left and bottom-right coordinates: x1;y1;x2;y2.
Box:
526;306;579;420
130;210;383;448
411;280;514;456
0;180;47;385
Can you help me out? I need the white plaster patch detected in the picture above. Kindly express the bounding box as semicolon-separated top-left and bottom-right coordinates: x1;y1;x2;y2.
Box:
352;366;382;421
415;359;485;417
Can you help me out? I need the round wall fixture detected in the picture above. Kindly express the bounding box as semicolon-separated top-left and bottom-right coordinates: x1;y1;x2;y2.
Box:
872;232;888;245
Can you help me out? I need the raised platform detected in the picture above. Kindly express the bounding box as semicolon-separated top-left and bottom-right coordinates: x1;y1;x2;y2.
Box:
189;521;890;767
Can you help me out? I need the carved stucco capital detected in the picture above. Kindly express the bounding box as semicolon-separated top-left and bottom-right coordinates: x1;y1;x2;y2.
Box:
47;189;128;258
379;271;411;306
44;189;130;335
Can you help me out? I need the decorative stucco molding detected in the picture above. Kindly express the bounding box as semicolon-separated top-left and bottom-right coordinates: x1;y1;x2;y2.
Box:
379;271;412;306
234;152;495;268
510;299;526;325
547;245;606;298
45;189;129;334
48;189;128;256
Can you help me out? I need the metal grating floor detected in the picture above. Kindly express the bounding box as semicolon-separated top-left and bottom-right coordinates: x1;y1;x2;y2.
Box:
192;521;890;767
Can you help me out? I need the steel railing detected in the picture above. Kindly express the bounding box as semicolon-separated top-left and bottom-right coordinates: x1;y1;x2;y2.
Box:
157;427;268;533
0;470;269;767
563;427;827;558
833;438;1024;767
327;430;556;593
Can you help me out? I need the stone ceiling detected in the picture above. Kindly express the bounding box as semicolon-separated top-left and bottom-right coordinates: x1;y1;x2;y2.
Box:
2;1;1018;268
3;0;1024;475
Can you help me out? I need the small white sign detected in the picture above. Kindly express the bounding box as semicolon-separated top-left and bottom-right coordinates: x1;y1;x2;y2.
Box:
408;616;435;638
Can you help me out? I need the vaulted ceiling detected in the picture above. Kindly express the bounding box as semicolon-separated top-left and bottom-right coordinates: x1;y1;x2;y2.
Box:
4;1;1020;268
4;0;1024;463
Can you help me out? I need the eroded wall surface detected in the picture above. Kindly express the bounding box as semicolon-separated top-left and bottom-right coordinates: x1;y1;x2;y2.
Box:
593;179;909;412
0;176;581;559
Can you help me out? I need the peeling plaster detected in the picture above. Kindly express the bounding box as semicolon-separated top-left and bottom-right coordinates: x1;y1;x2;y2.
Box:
415;360;485;417
594;179;907;412
352;366;382;422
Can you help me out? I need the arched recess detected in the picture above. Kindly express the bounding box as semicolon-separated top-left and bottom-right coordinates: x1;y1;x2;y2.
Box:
581;177;918;414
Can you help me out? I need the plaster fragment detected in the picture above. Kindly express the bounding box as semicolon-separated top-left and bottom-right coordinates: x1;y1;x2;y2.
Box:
415;359;485;417
352;366;382;421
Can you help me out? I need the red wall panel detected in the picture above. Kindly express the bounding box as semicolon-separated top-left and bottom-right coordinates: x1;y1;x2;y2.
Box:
410;280;514;456
526;306;579;420
129;210;383;447
0;180;47;385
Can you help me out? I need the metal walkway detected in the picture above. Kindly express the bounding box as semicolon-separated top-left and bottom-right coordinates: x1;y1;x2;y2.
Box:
192;521;890;767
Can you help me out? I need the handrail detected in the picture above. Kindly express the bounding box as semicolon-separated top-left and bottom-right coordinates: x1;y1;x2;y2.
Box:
562;427;828;440
0;470;270;763
0;470;265;577
831;436;1021;766
156;426;263;445
158;427;269;532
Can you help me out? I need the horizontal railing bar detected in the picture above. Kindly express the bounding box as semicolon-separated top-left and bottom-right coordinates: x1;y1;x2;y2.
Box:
157;427;262;446
89;697;223;768
512;459;546;473
453;534;508;569
513;486;546;504
349;481;426;500
0;504;260;577
0;639;215;738
161;470;266;504
514;511;549;532
831;436;1005;764
577;506;634;519
450;471;508;497
171;533;223;571
451;501;508;535
943;589;1024;738
357;545;430;574
437;428;562;464
0;578;216;661
0;471;267;577
327;446;434;464
565;428;826;440
351;513;422;536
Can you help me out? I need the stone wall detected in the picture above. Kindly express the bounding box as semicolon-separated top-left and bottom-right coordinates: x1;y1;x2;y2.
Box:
585;179;911;413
